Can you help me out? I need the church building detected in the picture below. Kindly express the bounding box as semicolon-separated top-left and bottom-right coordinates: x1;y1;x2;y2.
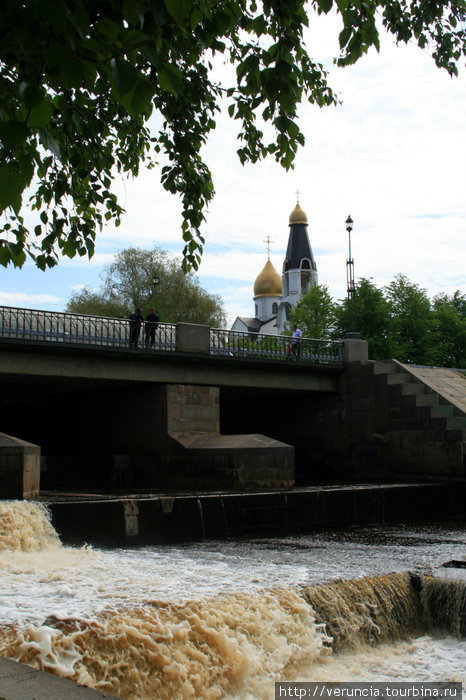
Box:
232;199;318;335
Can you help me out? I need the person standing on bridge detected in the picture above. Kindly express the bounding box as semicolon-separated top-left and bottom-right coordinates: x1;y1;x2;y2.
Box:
129;307;144;348
291;324;302;360
144;307;159;346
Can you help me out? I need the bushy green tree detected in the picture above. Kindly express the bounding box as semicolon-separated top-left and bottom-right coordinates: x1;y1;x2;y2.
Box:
66;246;226;326
431;291;466;367
1;0;465;270
384;273;435;364
297;275;465;367
287;284;337;338
334;277;393;359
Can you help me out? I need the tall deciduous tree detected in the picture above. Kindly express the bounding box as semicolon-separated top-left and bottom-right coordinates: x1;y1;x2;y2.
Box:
431;291;466;367
66;246;226;326
384;273;435;365
288;283;337;338
334;277;393;359
1;0;465;270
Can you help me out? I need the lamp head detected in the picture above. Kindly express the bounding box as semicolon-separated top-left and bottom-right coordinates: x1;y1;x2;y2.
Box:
345;215;353;232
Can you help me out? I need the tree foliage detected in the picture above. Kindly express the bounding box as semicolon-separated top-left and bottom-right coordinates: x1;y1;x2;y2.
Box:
288;283;337;338
293;274;466;367
66;245;227;326
1;0;465;270
335;277;394;359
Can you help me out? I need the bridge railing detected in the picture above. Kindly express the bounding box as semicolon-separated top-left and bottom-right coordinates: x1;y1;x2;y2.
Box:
0;305;176;351
210;327;343;364
0;305;344;364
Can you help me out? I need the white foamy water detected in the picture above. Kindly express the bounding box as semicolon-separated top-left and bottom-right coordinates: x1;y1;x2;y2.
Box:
1;501;465;700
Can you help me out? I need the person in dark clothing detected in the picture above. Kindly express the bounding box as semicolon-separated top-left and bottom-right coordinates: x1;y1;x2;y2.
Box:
129;307;144;348
144;307;159;346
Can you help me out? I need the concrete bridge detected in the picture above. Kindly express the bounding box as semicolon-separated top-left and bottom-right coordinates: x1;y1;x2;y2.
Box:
0;305;465;506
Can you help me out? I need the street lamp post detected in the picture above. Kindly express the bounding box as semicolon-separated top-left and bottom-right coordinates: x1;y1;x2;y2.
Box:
153;273;159;309
345;215;359;338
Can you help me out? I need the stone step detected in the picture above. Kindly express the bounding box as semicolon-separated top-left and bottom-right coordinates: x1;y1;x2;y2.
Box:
386;373;411;385
444;415;466;431
372;361;397;375
401;393;439;408
388;411;466;436
400;383;427;396
431;405;457;418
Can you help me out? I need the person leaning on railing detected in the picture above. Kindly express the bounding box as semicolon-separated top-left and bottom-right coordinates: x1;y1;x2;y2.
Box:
129;307;144;348
145;308;159;346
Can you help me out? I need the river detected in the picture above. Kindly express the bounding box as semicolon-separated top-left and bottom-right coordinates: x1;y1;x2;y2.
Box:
0;501;465;699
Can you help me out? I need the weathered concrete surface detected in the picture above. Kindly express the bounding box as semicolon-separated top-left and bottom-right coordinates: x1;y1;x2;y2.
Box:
400;363;466;413
0;341;341;392
167;384;220;434
0;656;120;700
169;431;295;489
175;322;210;353
45;482;465;546
224;359;465;483
0;433;40;499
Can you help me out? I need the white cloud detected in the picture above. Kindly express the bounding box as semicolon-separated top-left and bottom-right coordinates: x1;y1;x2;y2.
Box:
0;292;60;307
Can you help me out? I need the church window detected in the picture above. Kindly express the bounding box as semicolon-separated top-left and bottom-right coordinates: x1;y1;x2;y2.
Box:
300;260;311;294
272;302;278;314
282;273;289;296
255;304;258;317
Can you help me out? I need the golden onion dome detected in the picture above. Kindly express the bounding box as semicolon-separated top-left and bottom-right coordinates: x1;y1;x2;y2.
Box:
289;201;308;225
253;260;282;298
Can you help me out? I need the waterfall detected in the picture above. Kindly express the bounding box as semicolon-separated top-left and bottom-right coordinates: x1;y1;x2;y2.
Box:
0;501;465;700
421;575;466;638
0;500;62;552
302;572;424;651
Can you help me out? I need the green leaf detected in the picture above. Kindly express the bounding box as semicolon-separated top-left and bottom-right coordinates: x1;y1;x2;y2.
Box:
27;100;54;128
316;0;333;13
19;82;43;109
0;165;25;214
0;121;30;149
122;0;142;26
0;244;12;267
131;78;155;116
339;24;353;50
38;129;62;158
273;115;290;133
164;0;191;24
109;59;139;97
157;65;182;96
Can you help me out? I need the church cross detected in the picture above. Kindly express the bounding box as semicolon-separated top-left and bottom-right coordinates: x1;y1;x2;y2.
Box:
263;235;274;260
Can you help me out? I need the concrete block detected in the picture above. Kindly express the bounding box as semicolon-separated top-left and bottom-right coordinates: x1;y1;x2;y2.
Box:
176;322;210;353
342;339;369;363
0;432;40;499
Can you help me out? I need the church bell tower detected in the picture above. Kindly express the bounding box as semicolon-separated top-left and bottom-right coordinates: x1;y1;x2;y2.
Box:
276;198;318;334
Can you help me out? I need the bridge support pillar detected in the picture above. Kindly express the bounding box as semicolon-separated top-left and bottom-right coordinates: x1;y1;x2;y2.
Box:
164;383;294;490
342;338;369;363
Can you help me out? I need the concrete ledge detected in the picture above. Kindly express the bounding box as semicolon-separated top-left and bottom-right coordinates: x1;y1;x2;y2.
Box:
47;482;466;546
169;431;295;490
0;657;119;699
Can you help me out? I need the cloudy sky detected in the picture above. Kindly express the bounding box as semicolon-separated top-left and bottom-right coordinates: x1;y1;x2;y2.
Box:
1;10;465;325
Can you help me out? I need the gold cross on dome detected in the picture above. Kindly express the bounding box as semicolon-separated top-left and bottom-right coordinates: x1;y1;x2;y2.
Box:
295;189;300;203
263;235;274;260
